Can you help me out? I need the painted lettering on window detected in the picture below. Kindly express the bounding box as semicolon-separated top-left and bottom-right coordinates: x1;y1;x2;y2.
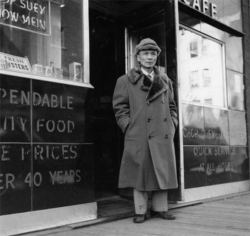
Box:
0;0;50;34
179;0;217;19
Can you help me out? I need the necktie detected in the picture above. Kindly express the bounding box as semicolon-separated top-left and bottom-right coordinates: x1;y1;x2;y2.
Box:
148;74;153;81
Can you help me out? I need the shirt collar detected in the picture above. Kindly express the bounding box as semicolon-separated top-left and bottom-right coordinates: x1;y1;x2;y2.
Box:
141;67;154;80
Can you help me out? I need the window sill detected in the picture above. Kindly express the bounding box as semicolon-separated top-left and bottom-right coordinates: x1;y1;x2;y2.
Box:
0;69;93;88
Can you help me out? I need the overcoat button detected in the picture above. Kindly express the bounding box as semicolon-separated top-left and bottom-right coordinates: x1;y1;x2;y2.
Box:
148;135;152;139
148;118;152;122
147;101;150;105
165;134;169;139
163;118;167;122
162;100;165;103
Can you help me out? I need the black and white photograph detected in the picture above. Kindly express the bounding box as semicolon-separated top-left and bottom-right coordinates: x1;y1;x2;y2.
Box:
0;1;249;236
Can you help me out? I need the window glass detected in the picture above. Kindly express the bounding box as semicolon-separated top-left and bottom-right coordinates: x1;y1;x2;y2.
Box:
227;70;244;111
229;110;247;146
223;0;242;32
179;27;225;108
0;0;87;84
201;22;225;42
225;33;243;73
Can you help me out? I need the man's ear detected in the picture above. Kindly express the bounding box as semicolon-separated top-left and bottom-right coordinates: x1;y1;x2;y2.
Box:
137;54;140;62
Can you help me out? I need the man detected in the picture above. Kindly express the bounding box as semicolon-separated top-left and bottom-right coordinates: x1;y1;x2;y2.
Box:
113;38;178;223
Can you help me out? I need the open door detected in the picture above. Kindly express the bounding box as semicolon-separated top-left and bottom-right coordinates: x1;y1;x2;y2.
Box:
89;0;181;203
124;0;181;202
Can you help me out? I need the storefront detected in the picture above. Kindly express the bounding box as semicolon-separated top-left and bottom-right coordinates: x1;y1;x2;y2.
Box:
0;0;249;235
177;0;249;201
88;0;249;202
0;1;96;235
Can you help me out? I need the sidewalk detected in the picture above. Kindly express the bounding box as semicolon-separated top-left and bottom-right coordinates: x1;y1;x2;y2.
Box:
21;192;250;236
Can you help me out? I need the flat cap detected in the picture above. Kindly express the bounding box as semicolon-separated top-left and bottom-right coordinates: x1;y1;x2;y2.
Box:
134;38;161;56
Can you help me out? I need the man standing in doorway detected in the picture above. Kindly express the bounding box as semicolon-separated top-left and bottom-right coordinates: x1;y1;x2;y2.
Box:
113;38;178;223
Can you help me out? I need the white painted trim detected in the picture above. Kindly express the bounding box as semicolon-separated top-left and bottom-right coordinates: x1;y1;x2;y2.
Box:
0;202;97;236
0;70;94;88
174;0;185;202
82;0;90;84
183;181;250;202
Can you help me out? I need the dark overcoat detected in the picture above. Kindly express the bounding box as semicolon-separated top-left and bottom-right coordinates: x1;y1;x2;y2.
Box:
113;66;178;191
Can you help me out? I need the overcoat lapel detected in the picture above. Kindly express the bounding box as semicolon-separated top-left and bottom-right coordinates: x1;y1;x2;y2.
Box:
146;73;168;102
127;66;169;102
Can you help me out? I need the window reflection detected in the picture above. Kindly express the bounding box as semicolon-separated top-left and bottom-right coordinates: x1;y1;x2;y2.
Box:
179;28;225;108
0;0;86;83
223;0;242;32
201;22;225;41
225;33;243;73
227;70;244;111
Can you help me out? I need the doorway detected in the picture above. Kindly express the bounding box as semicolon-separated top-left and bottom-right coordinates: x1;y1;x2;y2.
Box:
87;8;122;201
126;22;167;74
88;0;180;206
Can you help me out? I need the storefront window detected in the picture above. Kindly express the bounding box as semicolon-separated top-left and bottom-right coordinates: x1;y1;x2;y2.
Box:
0;0;89;85
225;33;243;73
179;27;225;108
223;0;242;32
227;70;244;111
0;0;94;217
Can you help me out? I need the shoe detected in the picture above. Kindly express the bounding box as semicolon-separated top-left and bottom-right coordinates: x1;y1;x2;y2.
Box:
133;214;146;223
151;210;176;220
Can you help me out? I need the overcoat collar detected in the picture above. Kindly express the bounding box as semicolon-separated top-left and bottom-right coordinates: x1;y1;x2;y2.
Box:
127;66;169;102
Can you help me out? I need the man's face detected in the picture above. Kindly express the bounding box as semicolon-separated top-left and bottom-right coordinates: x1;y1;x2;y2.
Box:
137;50;157;69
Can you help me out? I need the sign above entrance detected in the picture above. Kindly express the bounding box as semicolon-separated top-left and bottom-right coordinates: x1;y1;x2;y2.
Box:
179;0;217;19
0;0;51;36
